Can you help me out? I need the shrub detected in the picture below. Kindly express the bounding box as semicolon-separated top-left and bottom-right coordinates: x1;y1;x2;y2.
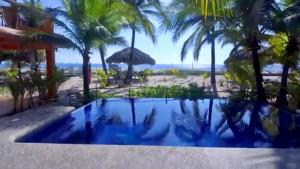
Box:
138;69;153;83
130;85;212;99
200;72;210;86
94;69;109;88
288;72;300;109
0;86;10;95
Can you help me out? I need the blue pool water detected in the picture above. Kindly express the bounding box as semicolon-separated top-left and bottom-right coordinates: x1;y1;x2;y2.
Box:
19;98;300;148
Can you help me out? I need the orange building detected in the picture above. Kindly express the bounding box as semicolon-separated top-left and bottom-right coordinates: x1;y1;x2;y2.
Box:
0;0;69;98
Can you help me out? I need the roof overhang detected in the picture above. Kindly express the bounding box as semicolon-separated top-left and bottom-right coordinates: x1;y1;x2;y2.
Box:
0;26;71;50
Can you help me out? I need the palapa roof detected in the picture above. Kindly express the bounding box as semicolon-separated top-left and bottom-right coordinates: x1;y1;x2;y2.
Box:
0;26;73;50
106;47;156;65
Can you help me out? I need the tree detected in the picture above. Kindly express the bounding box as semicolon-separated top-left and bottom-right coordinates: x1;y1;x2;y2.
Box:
270;0;300;108
164;0;232;97
122;0;161;84
96;15;128;75
48;0;126;102
4;52;31;113
223;0;276;103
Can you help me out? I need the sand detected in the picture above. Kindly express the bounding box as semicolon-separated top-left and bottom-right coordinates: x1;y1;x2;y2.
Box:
0;74;281;116
58;74;281;98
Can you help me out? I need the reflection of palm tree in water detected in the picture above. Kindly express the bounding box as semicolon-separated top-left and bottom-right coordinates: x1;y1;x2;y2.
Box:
84;104;93;143
219;100;300;147
219;100;250;138
97;99;170;145
130;98;136;126
173;99;213;143
219;100;264;140
173;99;264;146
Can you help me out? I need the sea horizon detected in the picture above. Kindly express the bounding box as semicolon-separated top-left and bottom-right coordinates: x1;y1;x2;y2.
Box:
0;62;285;73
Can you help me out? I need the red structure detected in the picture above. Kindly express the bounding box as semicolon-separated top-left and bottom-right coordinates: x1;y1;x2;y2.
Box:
0;1;67;98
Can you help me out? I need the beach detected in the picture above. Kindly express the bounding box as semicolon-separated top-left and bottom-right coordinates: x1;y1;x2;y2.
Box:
0;73;281;117
59;74;281;95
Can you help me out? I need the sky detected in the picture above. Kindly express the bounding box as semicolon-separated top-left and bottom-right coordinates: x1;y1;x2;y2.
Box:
16;0;233;65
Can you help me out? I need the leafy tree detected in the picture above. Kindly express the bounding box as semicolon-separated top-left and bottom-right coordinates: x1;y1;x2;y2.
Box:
269;0;300;107
6;69;24;113
221;0;276;103
164;0;233;97
96;14;128;74
122;0;161;84
48;0;126;102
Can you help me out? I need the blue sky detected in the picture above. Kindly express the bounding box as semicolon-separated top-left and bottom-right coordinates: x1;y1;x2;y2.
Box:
20;0;233;65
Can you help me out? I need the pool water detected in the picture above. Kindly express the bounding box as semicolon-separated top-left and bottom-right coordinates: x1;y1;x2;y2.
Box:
19;98;300;148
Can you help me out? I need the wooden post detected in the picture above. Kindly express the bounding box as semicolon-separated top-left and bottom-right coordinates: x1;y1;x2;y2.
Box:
42;18;56;99
46;46;55;99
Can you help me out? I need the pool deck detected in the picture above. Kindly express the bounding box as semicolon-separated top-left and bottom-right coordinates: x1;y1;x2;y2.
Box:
0;106;300;169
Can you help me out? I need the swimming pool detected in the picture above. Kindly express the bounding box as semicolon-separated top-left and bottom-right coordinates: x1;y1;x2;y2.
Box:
18;98;300;148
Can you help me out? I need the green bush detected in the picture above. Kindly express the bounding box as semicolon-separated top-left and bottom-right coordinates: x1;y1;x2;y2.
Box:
130;85;212;99
165;69;180;76
264;81;280;103
200;72;210;86
0;86;10;95
288;72;300;109
94;69;109;88
138;69;153;83
164;69;187;78
109;69;122;80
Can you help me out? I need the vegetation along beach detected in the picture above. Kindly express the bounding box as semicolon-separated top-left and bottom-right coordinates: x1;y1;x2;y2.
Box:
0;0;300;169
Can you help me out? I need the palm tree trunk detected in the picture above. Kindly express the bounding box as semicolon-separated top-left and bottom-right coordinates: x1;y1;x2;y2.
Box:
248;101;261;136
84;104;92;143
276;35;298;108
210;29;218;97
82;47;91;103
130;98;136;126
13;96;18;114
276;64;290;107
125;26;136;84
208;98;213;131
249;36;267;103
99;46;108;74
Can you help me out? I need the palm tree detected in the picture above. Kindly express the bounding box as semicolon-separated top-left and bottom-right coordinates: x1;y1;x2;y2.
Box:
20;0;44;71
98;35;127;75
270;0;300;108
96;16;128;74
48;0;126;102
122;0;161;84
3;51;31;112
223;0;276;103
165;0;231;97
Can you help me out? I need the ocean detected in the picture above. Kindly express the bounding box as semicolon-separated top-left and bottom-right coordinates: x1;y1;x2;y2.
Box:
53;63;228;72
0;63;285;73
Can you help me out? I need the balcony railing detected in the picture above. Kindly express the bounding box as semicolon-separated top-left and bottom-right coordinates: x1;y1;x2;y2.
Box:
0;6;24;29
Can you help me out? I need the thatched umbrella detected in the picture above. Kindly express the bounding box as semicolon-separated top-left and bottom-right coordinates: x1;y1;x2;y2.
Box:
106;47;155;83
106;47;155;65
